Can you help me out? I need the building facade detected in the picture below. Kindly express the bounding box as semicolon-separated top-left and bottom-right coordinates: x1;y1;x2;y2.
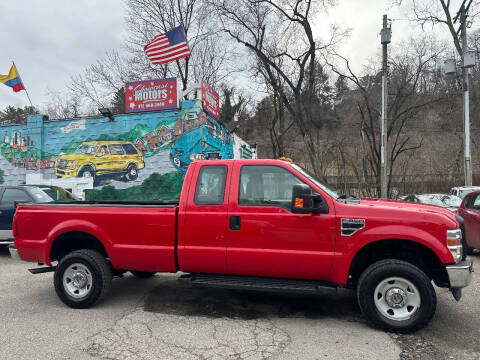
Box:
0;99;256;200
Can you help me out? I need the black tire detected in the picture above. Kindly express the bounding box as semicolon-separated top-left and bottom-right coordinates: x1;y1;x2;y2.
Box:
357;259;436;333
77;166;96;182
125;164;138;181
54;249;112;309
130;271;156;278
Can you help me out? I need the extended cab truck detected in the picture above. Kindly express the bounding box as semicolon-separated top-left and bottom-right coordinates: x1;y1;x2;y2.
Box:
11;159;473;332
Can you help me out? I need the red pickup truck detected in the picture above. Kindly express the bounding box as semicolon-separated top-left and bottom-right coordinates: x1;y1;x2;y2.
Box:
10;159;473;332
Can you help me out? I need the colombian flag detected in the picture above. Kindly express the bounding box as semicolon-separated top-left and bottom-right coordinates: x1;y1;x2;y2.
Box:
0;64;24;92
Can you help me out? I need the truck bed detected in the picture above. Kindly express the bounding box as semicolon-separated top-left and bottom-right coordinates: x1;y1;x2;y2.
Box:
41;200;179;207
14;202;179;273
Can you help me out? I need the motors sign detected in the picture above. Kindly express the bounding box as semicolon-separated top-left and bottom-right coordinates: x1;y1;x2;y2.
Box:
201;81;220;119
125;78;178;113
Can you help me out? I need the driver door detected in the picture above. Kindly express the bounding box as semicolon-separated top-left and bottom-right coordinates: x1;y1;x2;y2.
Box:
226;163;336;280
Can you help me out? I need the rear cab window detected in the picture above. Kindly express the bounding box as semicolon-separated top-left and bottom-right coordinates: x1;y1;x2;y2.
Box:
194;166;228;205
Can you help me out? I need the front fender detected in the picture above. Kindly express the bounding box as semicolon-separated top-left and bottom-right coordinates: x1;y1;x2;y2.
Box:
331;224;454;285
44;219;113;265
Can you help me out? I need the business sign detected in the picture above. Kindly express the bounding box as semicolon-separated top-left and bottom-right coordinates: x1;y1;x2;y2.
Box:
201;81;220;119
125;78;178;113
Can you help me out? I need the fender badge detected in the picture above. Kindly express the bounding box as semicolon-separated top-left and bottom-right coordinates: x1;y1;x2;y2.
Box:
341;218;365;236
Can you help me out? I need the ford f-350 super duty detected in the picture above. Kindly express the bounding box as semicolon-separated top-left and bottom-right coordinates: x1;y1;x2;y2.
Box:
10;159;473;332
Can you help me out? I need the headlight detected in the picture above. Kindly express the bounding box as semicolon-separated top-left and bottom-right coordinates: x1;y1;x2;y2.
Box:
67;160;76;168
447;229;463;263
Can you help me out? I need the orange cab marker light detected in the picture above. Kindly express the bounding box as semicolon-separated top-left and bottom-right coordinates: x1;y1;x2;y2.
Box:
294;198;304;208
279;156;293;163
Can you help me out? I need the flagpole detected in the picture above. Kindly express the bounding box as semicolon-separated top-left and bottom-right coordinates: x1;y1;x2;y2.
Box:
12;61;33;107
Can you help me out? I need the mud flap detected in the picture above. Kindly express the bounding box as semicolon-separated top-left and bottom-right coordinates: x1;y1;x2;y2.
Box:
451;288;462;301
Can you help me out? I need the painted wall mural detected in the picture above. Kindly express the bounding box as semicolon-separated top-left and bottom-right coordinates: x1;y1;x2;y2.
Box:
0;99;255;200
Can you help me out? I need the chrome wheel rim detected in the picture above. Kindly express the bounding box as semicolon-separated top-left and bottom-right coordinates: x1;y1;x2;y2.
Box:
62;263;93;299
374;277;421;321
82;171;92;178
130;168;137;176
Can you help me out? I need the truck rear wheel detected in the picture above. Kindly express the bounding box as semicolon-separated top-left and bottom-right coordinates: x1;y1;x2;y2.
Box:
357;259;436;333
54;249;112;308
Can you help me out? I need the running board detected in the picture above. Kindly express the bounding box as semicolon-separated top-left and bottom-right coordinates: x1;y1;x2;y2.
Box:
179;273;337;295
28;266;56;274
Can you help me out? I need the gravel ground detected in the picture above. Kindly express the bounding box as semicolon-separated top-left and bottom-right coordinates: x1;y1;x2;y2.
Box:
1;247;479;360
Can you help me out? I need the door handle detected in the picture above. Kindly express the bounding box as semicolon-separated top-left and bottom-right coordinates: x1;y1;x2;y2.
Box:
229;215;241;230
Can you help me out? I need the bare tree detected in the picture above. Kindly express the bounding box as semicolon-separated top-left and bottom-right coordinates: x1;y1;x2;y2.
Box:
328;37;446;195
398;0;480;57
68;50;134;109
209;0;346;176
125;0;235;91
43;89;81;119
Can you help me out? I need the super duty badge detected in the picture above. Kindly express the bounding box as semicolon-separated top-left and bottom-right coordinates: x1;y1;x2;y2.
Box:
341;218;365;236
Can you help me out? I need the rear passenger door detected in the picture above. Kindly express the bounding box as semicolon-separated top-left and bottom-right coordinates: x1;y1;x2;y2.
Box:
0;188;32;235
181;163;232;274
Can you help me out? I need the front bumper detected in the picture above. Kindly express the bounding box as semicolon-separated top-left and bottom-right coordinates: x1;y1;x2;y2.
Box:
8;245;20;261
447;257;473;288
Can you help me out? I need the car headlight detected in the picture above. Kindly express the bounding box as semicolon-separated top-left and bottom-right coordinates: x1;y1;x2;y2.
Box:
447;229;463;263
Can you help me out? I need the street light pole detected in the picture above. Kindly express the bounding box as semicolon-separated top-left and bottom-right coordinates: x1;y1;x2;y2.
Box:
460;4;473;186
380;15;391;198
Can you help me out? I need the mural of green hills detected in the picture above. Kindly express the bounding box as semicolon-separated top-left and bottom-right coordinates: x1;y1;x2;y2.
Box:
85;171;184;201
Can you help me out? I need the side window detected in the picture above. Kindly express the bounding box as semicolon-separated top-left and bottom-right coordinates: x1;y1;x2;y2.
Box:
468;194;480;210
239;165;304;209
123;144;139;155
108;144;126;155
194;166;228;205
0;189;31;206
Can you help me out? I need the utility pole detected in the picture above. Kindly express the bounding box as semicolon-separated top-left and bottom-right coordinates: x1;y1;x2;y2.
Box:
380;15;391;198
460;4;472;186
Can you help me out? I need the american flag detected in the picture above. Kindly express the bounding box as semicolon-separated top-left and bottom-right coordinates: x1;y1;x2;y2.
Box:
144;26;191;65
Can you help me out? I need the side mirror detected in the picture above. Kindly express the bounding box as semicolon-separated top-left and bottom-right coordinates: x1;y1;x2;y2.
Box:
291;184;329;214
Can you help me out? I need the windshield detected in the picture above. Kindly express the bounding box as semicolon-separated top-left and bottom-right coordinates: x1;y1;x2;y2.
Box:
28;187;55;203
417;194;462;208
289;163;340;199
75;144;98;155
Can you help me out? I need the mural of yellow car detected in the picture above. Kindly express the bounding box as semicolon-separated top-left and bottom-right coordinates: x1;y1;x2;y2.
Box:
55;141;145;182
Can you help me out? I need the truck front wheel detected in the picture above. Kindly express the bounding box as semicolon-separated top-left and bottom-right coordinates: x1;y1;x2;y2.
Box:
54;249;112;308
357;259;436;333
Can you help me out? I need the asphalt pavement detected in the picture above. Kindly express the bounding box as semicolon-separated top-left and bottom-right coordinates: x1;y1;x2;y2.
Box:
1;247;479;360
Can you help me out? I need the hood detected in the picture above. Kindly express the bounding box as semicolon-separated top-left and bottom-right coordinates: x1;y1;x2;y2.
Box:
358;198;459;225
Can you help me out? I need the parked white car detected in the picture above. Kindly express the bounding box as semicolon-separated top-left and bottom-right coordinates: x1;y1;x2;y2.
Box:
450;186;480;199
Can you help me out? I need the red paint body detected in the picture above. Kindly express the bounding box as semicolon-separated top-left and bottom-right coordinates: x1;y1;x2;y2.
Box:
14;159;459;285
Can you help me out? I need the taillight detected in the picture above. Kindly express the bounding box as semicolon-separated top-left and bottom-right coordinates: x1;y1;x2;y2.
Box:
12;214;17;237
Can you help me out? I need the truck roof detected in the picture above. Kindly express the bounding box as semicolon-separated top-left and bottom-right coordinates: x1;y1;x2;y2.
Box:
193;159;292;166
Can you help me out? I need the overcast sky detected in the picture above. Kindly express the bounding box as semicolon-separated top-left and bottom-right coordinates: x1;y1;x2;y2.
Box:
0;0;455;112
